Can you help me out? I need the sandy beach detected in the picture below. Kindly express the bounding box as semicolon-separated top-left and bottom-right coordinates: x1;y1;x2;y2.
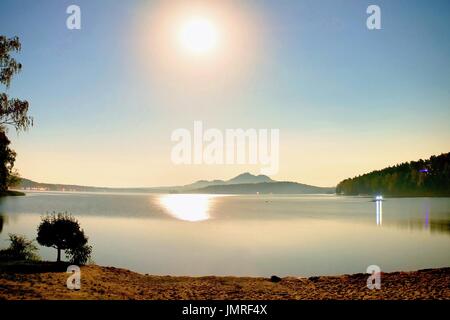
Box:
0;263;449;300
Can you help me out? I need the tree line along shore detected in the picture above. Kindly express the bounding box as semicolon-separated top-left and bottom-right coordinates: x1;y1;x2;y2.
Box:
337;152;450;197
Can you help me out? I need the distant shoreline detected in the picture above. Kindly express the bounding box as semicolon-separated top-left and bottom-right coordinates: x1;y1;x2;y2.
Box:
0;262;449;300
13;190;450;198
337;194;450;198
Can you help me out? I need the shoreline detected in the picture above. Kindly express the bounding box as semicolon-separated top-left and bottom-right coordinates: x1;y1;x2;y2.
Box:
13;190;450;198
1;262;449;300
0;190;25;197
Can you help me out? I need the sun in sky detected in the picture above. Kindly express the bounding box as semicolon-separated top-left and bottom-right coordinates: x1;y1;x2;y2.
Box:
133;0;262;103
178;17;220;55
136;1;258;66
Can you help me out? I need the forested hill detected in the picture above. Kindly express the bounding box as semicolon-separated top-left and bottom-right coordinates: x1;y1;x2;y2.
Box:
336;152;450;196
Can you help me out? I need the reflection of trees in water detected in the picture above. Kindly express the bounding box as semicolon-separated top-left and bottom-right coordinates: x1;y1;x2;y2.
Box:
0;214;8;234
389;218;450;236
428;220;450;234
0;214;4;234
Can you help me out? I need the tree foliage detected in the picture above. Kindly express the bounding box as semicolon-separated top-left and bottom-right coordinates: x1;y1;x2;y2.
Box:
0;35;32;192
336;152;450;196
0;36;22;88
37;212;90;263
0;131;16;192
0;36;32;132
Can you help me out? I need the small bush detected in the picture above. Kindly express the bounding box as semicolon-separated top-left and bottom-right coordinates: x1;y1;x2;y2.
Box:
65;244;92;265
0;234;39;261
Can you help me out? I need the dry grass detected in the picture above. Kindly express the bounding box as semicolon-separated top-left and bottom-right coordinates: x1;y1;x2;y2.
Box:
0;262;449;300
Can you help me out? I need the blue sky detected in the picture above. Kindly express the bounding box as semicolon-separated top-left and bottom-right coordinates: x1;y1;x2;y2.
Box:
1;0;449;187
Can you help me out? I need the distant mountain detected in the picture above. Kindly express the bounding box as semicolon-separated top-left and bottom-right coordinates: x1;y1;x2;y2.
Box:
191;182;334;194
336;152;450;196
226;172;274;184
180;172;273;190
17;172;334;195
179;179;226;191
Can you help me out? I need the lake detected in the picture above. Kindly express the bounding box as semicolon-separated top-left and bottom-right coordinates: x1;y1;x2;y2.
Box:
1;192;449;277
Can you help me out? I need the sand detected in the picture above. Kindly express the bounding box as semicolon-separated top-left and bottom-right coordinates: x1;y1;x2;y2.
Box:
0;263;449;300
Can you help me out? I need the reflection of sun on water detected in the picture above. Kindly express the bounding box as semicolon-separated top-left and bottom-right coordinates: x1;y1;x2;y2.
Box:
376;199;383;226
159;194;214;222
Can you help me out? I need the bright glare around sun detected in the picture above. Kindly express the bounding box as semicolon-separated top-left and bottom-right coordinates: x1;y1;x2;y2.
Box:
178;17;219;54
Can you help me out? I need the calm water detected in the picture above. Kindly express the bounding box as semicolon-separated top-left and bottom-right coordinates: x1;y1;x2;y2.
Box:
0;192;449;277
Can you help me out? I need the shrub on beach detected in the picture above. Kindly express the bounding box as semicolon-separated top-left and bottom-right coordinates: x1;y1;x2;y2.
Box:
0;234;39;261
66;244;92;265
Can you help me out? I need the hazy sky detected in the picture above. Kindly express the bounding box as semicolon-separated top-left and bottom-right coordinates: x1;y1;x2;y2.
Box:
1;0;449;187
